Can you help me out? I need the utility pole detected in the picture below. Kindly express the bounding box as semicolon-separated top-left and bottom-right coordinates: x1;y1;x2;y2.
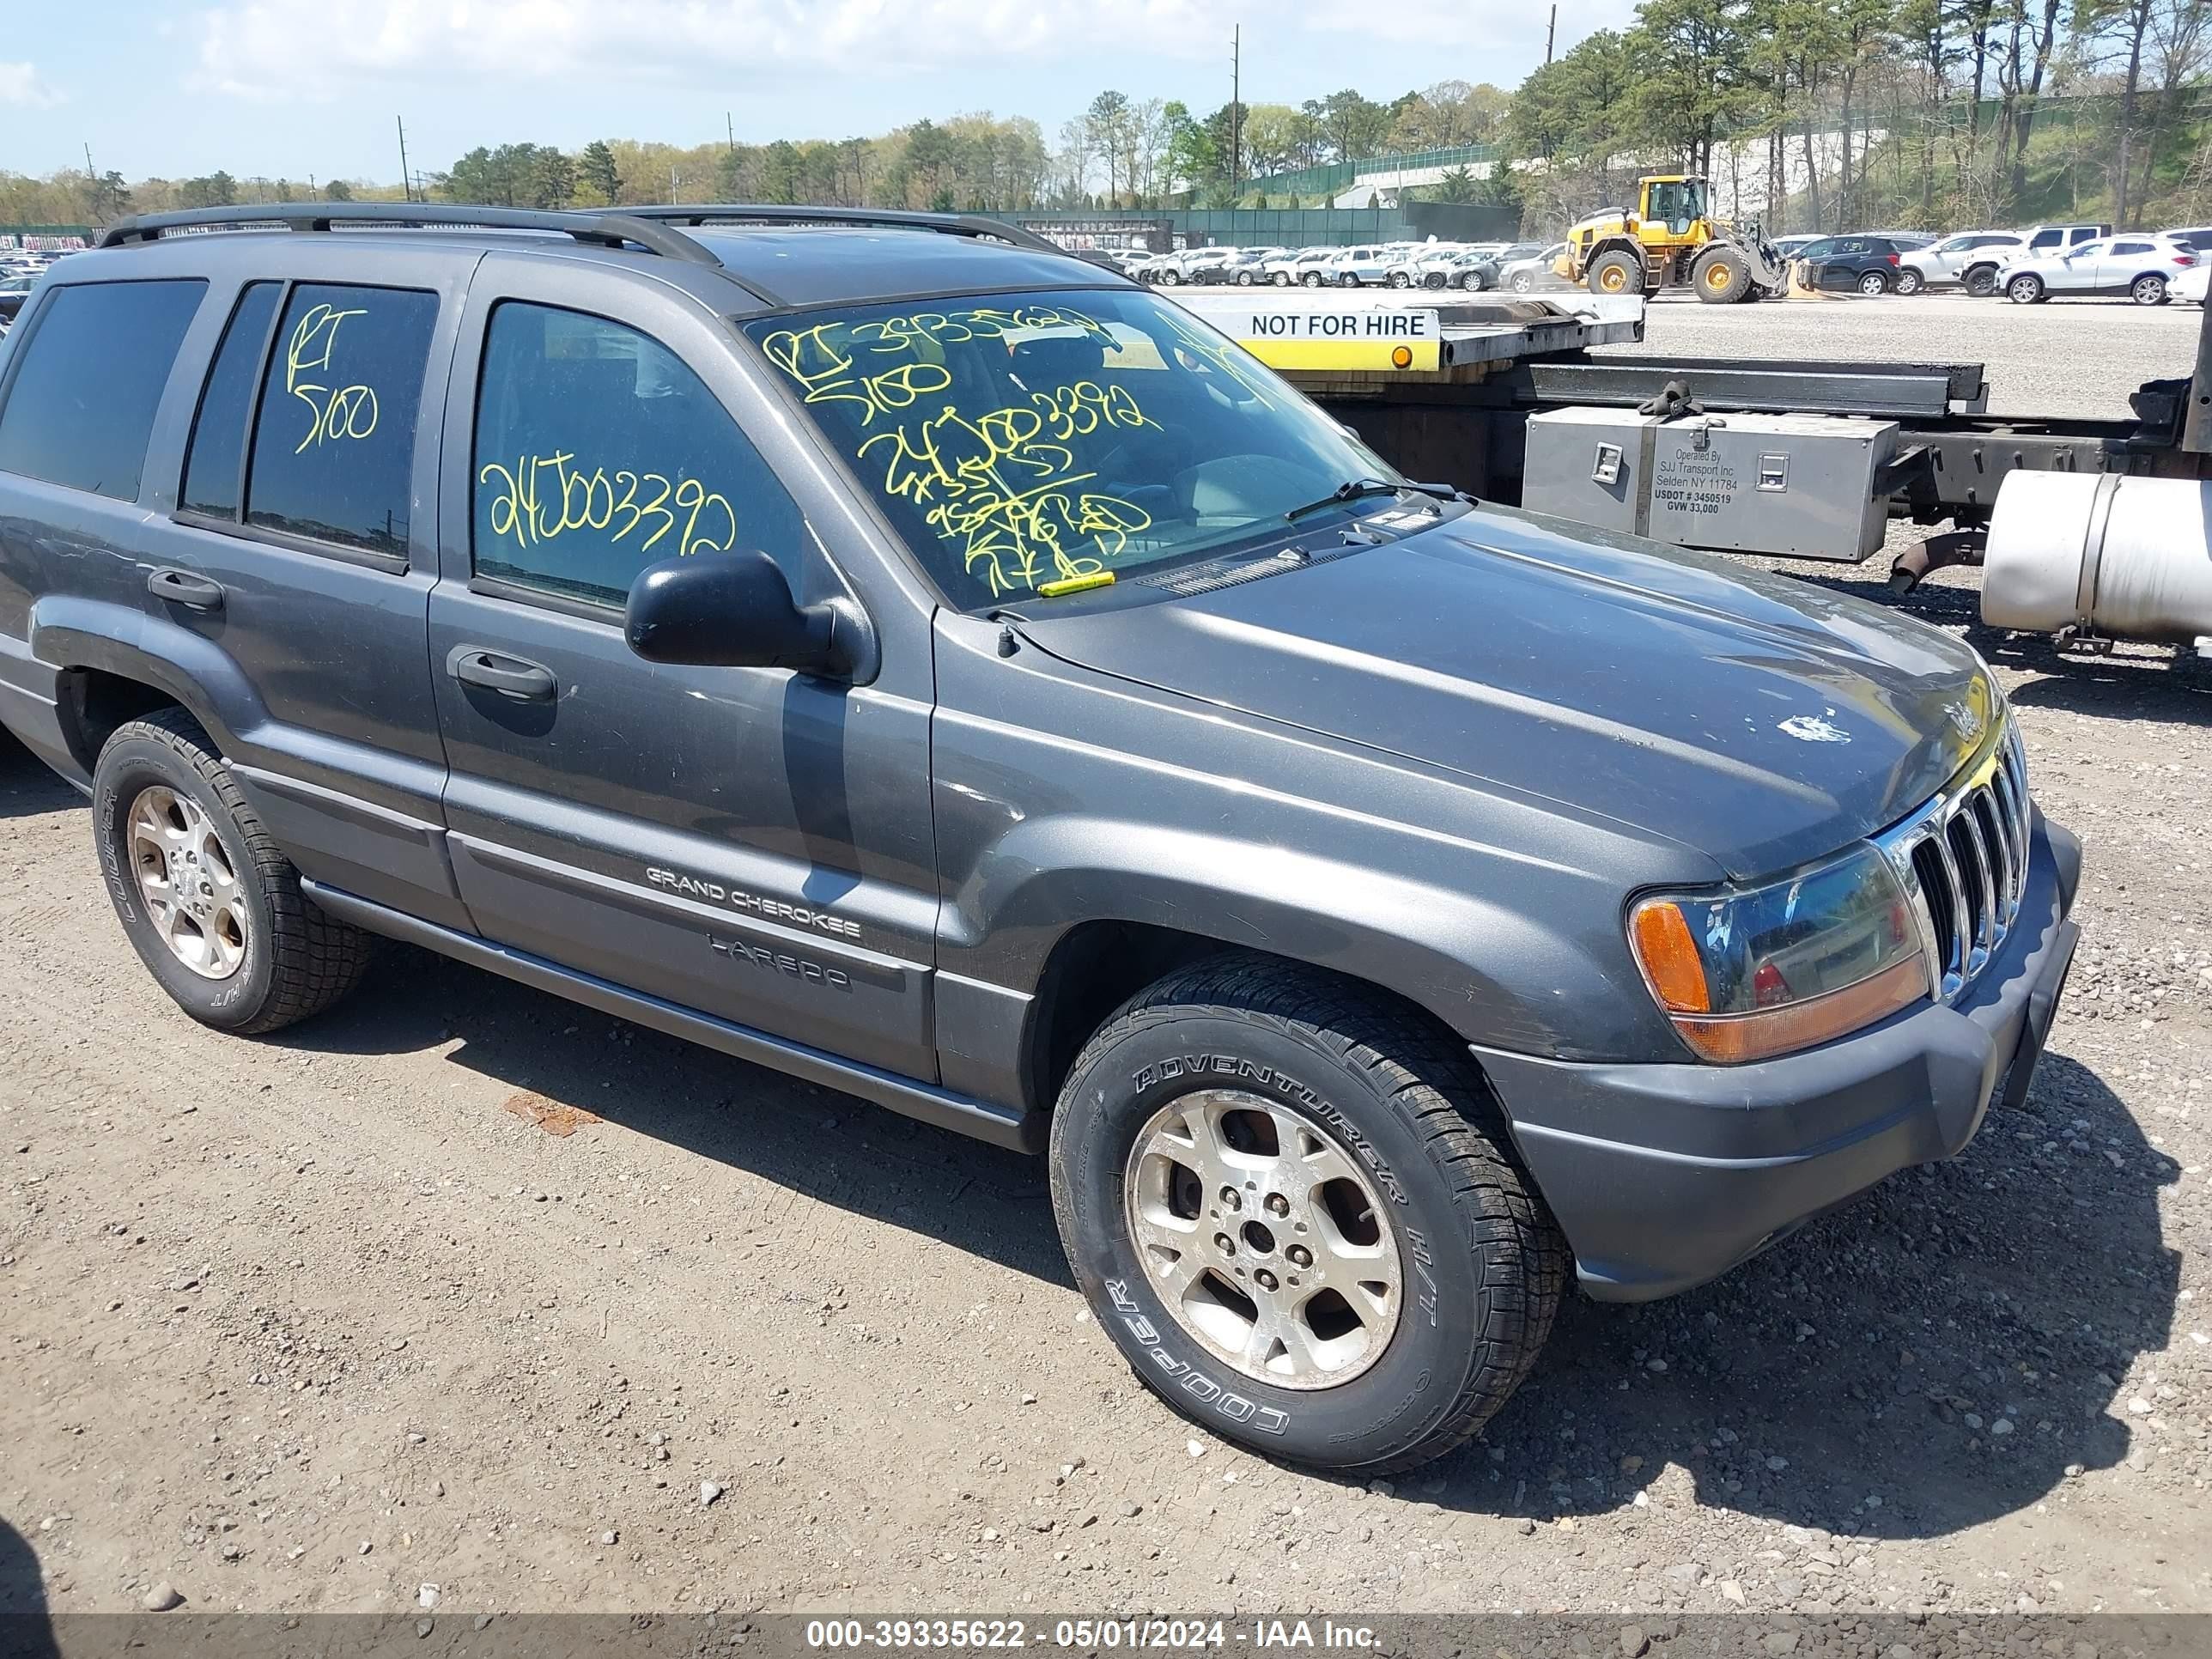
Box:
1230;24;1241;206
726;112;736;156
83;143;99;218
1546;5;1557;61
396;116;413;203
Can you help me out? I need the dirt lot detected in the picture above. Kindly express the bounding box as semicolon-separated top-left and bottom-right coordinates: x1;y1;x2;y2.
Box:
2;295;2209;1629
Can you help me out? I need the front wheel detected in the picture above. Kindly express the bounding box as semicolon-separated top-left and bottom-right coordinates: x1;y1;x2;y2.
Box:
2008;273;2045;304
2133;273;2169;306
93;709;371;1034
1510;270;1534;293
1158;269;1180;286
1460;271;1484;290
1856;270;1889;295
1424;272;1446;290
1048;956;1566;1474
1236;270;1255;286
1272;272;1291;286
1388;271;1409;289
1893;268;1924;295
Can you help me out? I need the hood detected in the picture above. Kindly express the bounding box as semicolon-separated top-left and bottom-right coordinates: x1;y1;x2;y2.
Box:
1015;506;1997;881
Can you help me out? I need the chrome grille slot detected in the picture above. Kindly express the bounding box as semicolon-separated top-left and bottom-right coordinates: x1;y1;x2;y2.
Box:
1875;717;2035;1004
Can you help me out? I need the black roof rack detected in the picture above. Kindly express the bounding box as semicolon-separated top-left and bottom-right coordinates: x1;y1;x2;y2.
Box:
96;202;724;266
610;204;1072;258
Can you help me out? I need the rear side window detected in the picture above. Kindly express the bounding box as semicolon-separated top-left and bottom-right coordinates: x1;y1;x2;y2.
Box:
0;279;206;501
2112;240;2154;255
180;282;282;520
246;283;438;556
470;301;806;608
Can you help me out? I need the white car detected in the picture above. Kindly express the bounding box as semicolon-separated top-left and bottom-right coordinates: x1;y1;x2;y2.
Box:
2170;262;2209;304
1894;230;2027;296
1381;246;1468;288
1264;248;1340;287
1997;234;2199;305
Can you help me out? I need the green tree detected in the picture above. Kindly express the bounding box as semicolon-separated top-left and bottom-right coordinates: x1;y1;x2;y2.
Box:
1319;88;1394;161
579;139;623;205
322;178;354;202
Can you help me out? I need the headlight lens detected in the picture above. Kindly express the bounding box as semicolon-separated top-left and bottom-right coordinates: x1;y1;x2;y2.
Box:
1627;844;1931;1064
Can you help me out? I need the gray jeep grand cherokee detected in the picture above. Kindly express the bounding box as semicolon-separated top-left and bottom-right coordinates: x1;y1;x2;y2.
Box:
0;204;2079;1473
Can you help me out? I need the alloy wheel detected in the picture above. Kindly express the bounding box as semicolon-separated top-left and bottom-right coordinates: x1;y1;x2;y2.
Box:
1123;1088;1403;1389
127;785;247;980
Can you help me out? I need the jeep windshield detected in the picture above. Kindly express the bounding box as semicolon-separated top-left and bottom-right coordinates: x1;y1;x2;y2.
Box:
740;289;1415;608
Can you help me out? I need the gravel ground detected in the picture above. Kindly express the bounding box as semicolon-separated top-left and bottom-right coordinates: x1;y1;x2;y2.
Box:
1;295;2208;1635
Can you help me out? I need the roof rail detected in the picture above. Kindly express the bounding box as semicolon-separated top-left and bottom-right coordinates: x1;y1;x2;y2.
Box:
610;204;1071;258
95;203;724;266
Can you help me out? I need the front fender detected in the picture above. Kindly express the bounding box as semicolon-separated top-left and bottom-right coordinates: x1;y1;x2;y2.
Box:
940;812;1644;1060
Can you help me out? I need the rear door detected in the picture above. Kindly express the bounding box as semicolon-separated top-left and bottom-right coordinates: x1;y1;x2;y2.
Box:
425;255;939;1080
2096;238;2160;291
155;252;470;927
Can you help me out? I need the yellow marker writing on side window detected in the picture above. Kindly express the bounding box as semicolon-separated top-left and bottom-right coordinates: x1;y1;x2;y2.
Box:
1035;570;1116;599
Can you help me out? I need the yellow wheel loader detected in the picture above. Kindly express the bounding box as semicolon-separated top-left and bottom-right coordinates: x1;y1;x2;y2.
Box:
1554;175;1790;304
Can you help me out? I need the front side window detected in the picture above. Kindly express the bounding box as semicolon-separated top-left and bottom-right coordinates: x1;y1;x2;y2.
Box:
744;287;1405;609
471;302;807;608
0;279;205;501
246;283;438;555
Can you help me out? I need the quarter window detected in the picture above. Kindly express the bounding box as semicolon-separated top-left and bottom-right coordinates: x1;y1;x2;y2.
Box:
470;301;806;608
0;279;206;501
180;282;282;520
245;283;438;556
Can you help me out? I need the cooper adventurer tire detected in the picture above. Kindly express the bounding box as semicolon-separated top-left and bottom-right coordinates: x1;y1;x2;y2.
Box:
1048;955;1565;1474
93;709;371;1034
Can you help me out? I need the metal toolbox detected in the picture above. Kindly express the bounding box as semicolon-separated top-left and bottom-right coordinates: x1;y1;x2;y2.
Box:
1522;406;1900;562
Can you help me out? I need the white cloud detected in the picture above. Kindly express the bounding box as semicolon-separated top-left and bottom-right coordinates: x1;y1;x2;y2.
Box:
188;0;1246;100
0;61;64;108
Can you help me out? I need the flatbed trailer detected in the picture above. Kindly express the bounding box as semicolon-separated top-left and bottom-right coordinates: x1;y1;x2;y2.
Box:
1178;289;2212;609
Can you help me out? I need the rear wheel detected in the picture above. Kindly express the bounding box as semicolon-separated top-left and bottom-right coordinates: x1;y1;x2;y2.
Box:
1964;264;1999;298
1856;270;1889;295
92;709;371;1035
2133;273;2169;306
1272;271;1291;286
1157;268;1180;286
2008;273;2045;305
1424;272;1447;290
1301;271;1323;288
1893;267;1924;295
1460;270;1485;291
1691;247;1753;303
1388;271;1409;289
1587;251;1642;296
1048;956;1565;1474
1236;270;1255;286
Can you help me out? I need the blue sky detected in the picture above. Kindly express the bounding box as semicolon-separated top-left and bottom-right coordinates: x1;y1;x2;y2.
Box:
0;2;1630;186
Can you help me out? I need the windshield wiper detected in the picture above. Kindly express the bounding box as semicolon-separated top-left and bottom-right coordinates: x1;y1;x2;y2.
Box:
1282;477;1461;523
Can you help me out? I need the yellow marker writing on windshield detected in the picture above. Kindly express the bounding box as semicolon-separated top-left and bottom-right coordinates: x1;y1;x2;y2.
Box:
1036;570;1116;598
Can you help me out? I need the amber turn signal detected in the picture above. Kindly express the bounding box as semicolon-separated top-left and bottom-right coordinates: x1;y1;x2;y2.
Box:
1629;898;1711;1013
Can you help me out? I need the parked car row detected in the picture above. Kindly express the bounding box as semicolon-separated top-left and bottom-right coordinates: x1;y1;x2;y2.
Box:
1109;240;1559;293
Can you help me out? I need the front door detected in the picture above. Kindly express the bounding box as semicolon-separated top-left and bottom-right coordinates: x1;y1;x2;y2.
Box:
425;257;939;1080
2052;240;2106;291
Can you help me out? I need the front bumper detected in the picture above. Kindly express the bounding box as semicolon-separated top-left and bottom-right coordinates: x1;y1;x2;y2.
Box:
1478;813;2081;1303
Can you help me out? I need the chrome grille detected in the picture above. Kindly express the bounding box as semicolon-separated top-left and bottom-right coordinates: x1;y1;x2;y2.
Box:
1874;723;2033;1003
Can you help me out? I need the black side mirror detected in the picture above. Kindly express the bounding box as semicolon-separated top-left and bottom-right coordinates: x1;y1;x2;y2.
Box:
624;551;852;677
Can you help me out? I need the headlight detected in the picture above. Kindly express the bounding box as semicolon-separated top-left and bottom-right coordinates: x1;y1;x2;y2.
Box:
1626;844;1931;1064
